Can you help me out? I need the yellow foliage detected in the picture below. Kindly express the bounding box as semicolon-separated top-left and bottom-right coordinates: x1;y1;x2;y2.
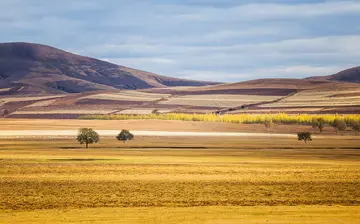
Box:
80;113;360;125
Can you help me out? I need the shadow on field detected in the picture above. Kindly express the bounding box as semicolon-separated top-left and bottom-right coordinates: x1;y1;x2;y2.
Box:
116;146;209;149
48;158;120;162
59;147;84;149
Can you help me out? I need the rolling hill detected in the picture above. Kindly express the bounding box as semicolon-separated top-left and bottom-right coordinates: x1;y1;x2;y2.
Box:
0;42;217;95
307;66;360;83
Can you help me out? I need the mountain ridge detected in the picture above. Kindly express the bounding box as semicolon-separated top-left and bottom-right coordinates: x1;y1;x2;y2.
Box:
0;42;218;95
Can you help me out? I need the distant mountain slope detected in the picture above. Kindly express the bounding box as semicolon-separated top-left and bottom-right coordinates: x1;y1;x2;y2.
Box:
307;66;360;83
0;42;217;95
142;78;338;96
327;66;360;83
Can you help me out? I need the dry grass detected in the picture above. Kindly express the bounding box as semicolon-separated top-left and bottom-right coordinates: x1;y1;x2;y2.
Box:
1;136;359;223
0;137;360;211
1;206;360;224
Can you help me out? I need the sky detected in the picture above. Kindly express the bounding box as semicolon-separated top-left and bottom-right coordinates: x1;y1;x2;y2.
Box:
1;0;360;82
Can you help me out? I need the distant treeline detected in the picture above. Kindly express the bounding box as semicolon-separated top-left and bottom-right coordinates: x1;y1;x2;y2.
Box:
79;113;360;126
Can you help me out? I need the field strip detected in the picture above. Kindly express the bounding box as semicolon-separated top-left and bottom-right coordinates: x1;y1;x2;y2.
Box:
0;130;298;138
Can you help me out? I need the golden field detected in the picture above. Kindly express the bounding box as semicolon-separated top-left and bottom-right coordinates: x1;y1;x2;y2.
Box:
1;136;360;223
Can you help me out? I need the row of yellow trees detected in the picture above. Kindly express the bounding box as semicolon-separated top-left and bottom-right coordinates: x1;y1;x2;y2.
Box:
79;113;360;125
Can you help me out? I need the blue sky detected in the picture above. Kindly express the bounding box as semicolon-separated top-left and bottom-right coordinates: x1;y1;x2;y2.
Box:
1;0;360;82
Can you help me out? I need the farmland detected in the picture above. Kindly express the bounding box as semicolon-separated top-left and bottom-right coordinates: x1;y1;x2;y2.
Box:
0;136;360;223
2;79;360;117
260;89;360;108
158;94;279;107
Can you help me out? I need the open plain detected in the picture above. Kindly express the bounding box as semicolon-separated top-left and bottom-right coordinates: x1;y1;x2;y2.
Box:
1;126;360;223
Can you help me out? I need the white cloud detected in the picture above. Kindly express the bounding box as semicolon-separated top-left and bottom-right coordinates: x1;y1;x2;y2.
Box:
176;1;360;22
1;0;359;82
177;65;349;82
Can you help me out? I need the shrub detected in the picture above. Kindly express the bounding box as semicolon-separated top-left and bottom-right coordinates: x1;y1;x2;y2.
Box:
76;128;100;148
332;118;347;133
116;130;134;143
298;132;312;144
311;117;325;132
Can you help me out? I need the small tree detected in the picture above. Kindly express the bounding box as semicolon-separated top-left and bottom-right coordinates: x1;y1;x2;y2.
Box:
76;128;100;148
116;129;134;143
311;117;325;132
264;118;273;131
3;109;9;116
298;132;312;144
332;118;347;133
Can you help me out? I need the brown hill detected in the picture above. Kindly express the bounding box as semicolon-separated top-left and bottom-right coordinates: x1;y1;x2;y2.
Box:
307;66;360;83
142;78;339;96
0;42;217;95
327;66;360;83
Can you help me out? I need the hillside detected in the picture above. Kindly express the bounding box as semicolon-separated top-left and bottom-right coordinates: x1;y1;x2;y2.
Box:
328;66;360;83
307;66;360;83
142;78;336;95
0;42;217;95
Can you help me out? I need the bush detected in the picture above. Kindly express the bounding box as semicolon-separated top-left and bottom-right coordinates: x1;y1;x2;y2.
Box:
297;132;312;143
332;118;347;133
311;117;325;132
76;128;100;148
116;130;134;143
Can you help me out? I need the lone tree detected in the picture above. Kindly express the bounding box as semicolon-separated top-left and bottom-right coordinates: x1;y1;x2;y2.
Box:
116;130;134;143
332;118;347;133
312;117;325;132
297;132;312;144
76;128;100;148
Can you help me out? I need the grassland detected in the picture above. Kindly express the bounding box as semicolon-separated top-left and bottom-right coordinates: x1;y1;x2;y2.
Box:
0;136;360;223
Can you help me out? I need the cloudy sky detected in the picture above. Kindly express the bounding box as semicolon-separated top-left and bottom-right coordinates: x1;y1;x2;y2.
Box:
1;0;359;82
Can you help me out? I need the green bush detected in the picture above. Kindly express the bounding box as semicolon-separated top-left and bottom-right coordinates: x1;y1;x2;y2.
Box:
297;132;312;144
116;130;134;143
